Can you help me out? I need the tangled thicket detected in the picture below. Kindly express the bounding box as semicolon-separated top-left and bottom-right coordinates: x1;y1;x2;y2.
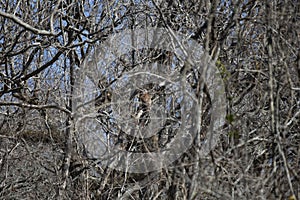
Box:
0;0;299;199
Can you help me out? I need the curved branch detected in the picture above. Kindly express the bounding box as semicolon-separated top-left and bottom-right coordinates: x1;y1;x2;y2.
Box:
0;101;71;115
0;10;57;36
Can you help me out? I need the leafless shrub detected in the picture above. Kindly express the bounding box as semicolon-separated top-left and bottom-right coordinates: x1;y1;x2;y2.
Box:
0;0;299;199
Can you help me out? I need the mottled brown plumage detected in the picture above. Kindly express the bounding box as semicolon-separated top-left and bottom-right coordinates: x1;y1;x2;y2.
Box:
140;92;151;108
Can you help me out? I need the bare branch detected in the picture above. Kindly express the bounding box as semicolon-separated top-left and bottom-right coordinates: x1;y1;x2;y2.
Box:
0;10;57;36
